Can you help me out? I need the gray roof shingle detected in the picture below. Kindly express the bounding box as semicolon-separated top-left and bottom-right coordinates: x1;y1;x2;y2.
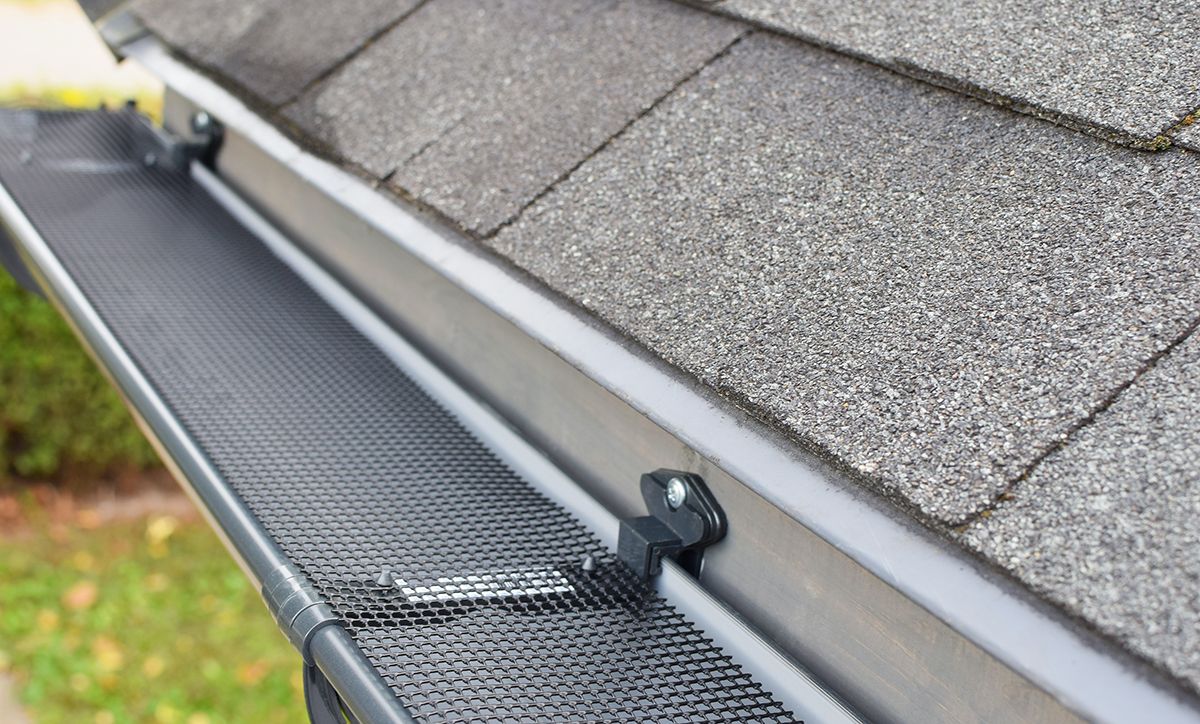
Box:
713;0;1200;148
131;0;420;106
284;0;744;234
962;332;1200;692
491;32;1200;524
1177;121;1200;152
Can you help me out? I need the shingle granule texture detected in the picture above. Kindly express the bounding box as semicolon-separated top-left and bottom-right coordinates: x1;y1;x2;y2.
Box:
283;0;744;235
961;334;1200;694
1176;122;1200;153
490;33;1200;523
131;0;420;106
715;0;1200;147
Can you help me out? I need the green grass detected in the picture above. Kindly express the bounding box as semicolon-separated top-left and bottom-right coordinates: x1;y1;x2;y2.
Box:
0;511;305;723
0;84;162;486
0;268;160;485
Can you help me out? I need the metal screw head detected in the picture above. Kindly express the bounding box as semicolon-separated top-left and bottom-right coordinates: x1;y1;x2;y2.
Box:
665;477;688;510
190;111;213;135
142;152;157;167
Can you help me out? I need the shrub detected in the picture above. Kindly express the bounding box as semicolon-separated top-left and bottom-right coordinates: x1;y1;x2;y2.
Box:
0;268;158;484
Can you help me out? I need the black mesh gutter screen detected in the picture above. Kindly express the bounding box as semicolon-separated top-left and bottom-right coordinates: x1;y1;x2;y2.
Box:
0;107;799;723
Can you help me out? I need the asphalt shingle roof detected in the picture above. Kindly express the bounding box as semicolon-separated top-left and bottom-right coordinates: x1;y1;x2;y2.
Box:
1177;121;1200;152
131;0;419;105
284;0;744;234
490;32;1200;526
962;332;1200;691
129;0;1200;699
713;0;1200;149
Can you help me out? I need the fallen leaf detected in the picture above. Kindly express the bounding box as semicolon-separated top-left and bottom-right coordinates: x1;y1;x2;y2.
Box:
36;609;59;632
91;636;124;672
145;515;179;546
142;655;166;679
235;660;269;686
63;580;99;610
76;509;102;529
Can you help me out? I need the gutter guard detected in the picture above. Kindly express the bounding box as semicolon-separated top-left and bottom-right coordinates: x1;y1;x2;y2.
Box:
0;107;855;722
119;33;1200;724
193;153;856;723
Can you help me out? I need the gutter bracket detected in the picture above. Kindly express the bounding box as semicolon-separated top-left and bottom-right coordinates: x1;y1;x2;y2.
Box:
175;110;224;169
261;562;341;665
618;469;727;579
97;104;224;171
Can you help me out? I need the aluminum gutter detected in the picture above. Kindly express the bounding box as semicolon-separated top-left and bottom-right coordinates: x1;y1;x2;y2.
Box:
195;162;860;723
0;158;413;724
125;35;1200;723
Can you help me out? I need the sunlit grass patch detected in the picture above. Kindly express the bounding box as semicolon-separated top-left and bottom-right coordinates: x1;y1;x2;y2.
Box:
0;509;304;722
0;84;161;123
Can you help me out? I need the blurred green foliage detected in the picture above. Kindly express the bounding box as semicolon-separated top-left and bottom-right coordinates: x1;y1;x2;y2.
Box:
0;510;304;722
0;270;159;483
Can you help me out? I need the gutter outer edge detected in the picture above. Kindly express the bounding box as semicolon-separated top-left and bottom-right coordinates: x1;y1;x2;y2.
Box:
0;148;413;724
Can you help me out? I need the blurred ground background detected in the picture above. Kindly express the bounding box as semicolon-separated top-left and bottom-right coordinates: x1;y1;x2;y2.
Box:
0;1;305;721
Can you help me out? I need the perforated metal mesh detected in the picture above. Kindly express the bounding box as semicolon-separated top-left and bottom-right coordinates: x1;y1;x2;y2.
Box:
0;109;795;722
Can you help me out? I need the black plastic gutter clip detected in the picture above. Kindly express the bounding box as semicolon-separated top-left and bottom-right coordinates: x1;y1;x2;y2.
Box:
114;103;223;171
618;469;727;579
178;110;223;168
260;562;340;665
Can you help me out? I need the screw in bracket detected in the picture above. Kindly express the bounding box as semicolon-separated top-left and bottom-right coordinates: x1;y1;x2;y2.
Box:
190;111;214;136
665;476;688;510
